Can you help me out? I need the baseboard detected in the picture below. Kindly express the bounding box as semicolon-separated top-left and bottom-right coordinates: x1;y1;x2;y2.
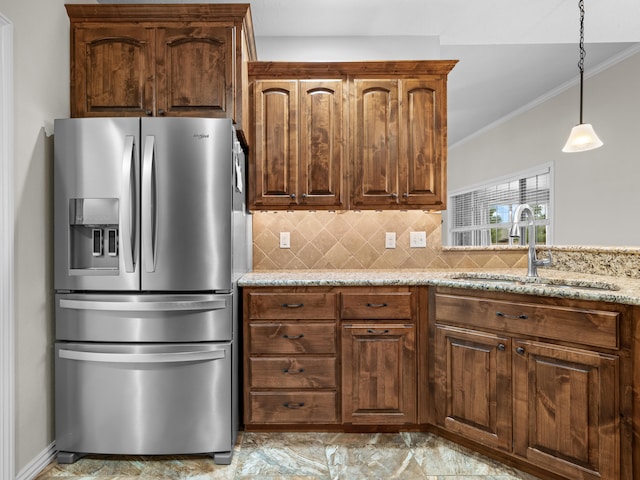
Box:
16;442;56;480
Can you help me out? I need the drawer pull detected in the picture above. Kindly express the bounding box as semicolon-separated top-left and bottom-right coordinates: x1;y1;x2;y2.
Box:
516;346;526;355
283;402;305;409
366;303;388;308
282;334;305;340
367;328;390;334
282;368;305;374
282;303;304;308
496;311;529;320
497;343;506;351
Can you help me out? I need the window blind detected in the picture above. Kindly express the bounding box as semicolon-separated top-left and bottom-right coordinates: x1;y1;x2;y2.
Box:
448;166;552;247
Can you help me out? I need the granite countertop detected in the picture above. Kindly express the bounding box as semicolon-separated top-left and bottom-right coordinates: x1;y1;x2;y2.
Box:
239;268;640;306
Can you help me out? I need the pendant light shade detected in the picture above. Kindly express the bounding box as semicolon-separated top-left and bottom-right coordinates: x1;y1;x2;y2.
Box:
562;123;603;152
562;0;603;153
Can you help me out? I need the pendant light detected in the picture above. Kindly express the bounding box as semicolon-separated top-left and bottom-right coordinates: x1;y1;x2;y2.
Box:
562;0;603;153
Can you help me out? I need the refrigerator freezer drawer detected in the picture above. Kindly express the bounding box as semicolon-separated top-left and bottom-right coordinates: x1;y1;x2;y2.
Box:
55;342;233;456
56;293;233;342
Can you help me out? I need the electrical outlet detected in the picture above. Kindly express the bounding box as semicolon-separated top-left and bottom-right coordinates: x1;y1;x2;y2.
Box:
279;231;290;249
410;231;427;248
385;232;396;249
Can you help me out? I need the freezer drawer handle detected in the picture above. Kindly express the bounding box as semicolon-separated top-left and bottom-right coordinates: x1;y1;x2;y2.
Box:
59;298;227;312
58;348;226;364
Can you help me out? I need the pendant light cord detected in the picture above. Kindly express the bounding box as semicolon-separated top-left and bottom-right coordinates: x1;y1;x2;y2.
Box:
578;0;585;124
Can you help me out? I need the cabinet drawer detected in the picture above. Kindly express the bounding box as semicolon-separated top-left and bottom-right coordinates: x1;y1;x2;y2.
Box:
341;293;412;319
435;293;620;349
249;322;337;354
249;357;337;388
248;391;338;424
248;293;337;319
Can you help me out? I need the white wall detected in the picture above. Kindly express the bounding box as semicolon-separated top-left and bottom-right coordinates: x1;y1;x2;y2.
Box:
0;0;94;472
256;35;440;61
448;48;640;246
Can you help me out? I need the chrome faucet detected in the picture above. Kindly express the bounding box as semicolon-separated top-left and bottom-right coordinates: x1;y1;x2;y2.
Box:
509;204;552;277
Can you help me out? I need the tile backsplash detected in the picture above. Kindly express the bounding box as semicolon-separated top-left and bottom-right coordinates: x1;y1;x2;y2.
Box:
252;210;528;270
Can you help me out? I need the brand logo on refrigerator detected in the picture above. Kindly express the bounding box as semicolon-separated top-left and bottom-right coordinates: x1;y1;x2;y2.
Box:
193;133;210;140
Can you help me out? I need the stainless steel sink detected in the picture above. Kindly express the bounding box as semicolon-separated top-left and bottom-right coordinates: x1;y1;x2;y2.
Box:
448;273;619;292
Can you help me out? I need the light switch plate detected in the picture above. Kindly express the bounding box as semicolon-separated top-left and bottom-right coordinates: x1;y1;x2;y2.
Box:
279;232;290;249
385;232;396;249
410;231;427;248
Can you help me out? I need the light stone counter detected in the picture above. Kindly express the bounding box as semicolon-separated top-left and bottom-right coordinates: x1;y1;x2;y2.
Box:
239;268;640;306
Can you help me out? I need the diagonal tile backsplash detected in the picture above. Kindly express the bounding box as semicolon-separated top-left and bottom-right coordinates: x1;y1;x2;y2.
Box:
252;210;528;270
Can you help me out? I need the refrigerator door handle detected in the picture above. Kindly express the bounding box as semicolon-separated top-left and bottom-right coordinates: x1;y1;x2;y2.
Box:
59;298;227;312
121;135;136;273
58;348;226;364
142;135;157;273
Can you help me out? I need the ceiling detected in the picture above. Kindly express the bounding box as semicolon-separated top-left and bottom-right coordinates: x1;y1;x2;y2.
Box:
99;0;640;146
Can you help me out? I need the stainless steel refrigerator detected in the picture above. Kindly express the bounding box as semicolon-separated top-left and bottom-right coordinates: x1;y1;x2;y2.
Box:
53;117;251;464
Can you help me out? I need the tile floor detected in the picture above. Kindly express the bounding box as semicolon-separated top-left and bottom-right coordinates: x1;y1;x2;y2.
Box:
35;431;540;480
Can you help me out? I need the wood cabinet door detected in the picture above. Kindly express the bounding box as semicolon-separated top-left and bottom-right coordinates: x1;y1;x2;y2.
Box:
400;78;446;208
71;26;155;117
298;80;344;208
342;323;416;424
433;325;512;451
155;26;234;118
512;340;620;480
251;80;299;208
350;79;400;208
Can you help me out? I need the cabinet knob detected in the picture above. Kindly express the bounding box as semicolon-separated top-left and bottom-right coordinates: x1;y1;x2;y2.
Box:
402;192;409;198
301;193;307;199
516;346;526;355
145;109;152;116
290;193;296;199
497;343;506;351
158;109;165;116
390;192;398;199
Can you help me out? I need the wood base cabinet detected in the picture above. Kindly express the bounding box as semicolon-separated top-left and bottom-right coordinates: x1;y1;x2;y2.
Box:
434;325;512;451
432;287;631;480
512;340;619;480
243;289;339;426
341;291;417;425
243;286;423;429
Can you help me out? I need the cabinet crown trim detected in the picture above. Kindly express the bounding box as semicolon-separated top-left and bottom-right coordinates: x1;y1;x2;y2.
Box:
249;60;458;78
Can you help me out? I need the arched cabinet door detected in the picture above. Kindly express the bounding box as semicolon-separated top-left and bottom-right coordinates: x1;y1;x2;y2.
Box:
155;26;234;118
251;80;299;208
71;26;155;117
350;79;400;209
400;78;447;209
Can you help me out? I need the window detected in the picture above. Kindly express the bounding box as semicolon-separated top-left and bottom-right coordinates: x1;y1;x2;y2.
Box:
448;165;552;247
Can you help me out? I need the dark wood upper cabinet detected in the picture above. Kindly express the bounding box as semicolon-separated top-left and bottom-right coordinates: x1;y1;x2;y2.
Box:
66;4;256;134
248;61;456;211
251;78;344;209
